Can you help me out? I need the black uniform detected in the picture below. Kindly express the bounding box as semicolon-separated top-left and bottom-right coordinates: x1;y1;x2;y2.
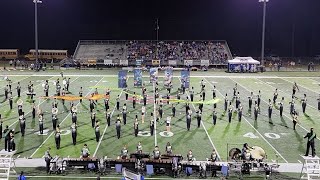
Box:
71;113;77;124
302;96;307;113
122;106;127;125
71;124;77;145
150;119;154;136
44;150;52;173
116;119;121;139
32;105;36;119
106;112;111;126
39;116;44;134
196;111;202;128
91;113;96;128
212;111;217;125
190;88;194;102
158;105;163;119
304;130;316;157
143;95;147;106
228;105;233;123
238;106;243;122
95;124;100;142
273;91;278;104
116;97;120;110
3;127;9;151
55;130;61;149
134;120;139;137
172;105;176;117
248;95;253;110
254;105;259;120
279;100;284;117
79;89;83;103
16;84;21;97
0;122;2;139
9;95;13;110
44;83;49;97
19;115;26;136
186;111;192;131
89;100;96;113
52;114;58;130
132;95;136;109
268;102;273;119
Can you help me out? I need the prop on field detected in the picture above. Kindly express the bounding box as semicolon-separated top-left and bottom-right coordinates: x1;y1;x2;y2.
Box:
39;94;110;101
229;146;266;162
159;98;220;105
118;70;128;88
181;70;190;88
149;68;158;83
133;69;142;87
164;67;173;87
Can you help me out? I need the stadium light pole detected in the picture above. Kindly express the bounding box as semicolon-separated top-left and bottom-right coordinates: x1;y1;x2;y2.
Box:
259;0;268;68
34;0;42;67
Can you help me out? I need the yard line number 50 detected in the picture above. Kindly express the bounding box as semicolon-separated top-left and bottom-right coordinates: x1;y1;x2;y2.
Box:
243;132;281;139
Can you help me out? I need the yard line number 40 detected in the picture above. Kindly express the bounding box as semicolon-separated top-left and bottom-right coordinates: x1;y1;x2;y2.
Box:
243;132;282;139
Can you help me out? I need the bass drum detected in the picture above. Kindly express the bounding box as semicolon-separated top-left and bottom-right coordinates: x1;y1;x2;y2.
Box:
250;146;266;161
229;148;241;161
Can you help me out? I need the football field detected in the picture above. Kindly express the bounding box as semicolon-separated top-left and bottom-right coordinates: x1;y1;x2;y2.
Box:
0;70;319;165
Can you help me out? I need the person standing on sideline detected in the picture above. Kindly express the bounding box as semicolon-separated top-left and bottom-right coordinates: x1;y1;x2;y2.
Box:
44;147;52;174
304;128;316;157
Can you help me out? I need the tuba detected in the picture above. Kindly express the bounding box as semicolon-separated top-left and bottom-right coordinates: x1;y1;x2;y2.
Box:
17;99;23;106
52;108;58;115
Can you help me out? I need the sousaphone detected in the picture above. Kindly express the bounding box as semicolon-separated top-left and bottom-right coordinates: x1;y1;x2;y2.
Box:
17;99;23;106
52;107;58;115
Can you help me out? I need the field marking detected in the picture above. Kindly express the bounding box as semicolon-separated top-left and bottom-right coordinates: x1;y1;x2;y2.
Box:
206;77;288;163
254;78;320;141
20;176;178;179
0;75;31;91
8;76;80;128
93;86;125;157
279;77;319;94
30;77;104;158
178;77;221;161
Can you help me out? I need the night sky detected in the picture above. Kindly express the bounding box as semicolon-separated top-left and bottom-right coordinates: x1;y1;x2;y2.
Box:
1;0;319;57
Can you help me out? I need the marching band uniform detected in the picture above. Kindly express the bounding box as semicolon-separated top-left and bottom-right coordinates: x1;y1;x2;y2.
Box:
317;94;320;110
196;110;202;128
44;81;49;97
52;99;58;108
61;89;66;105
116;116;121;139
304;128;316;157
106;110;111;126
141;106;145;123
18;104;23;116
228;103;233;123
39;115;44;135
292;83;298;99
56;83;61;96
95;122;100;142
248;92;253;110
136;142;142;154
212;109;217;125
158;105;163;119
32;103;36;119
19;113;26;136
121;146;128;159
190;87;194;102
9;133;15;152
122;104;127;125
186;101;190;115
79;87;83;103
3;126;9;151
116;95;120;111
187;150;194;162
166;142;172;154
124;88;129;100
279;97;284;117
210;149;218;177
268;99;273;119
293;111;298;130
289;99;295;115
0;120;2;139
55;126;61;149
4;85;8;100
224;94;228;112
143;94;147;106
273;89;278;104
16;82;21;97
202;87;206;101
171;104;176;117
212;85;216;99
301;94;307;113
150;114;154;136
153;146;160;160
71;123;77;145
257;90;261;108
254;102;259;120
9;93;13;110
66;78;70;92
235;92;240;109
177;92;181;104
91;111;96;128
186;109;192;131
238;104;243;122
134;117;139;137
89;100;96;113
132;92;136;109
233;84;237;97
81;144;90;159
44;148;52;173
71;112;77;124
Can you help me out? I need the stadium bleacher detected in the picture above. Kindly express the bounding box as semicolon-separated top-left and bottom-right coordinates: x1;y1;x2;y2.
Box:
73;40;232;66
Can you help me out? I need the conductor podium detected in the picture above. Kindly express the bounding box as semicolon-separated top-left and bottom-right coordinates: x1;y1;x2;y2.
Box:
300;155;320;180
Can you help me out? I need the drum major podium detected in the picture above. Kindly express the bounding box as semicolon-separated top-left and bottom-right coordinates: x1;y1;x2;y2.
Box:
300;155;320;180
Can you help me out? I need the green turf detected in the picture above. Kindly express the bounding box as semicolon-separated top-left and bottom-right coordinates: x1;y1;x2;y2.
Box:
0;70;319;166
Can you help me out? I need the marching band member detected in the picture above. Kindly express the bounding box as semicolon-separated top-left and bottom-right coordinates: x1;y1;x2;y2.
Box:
242;143;252;160
44;147;52;173
143;93;147;106
52;98;58;108
66;78;70;92
81;144;90;159
121;145;128;159
273;89;278;104
166;115;171;132
254;101;259;120
132;92;136;109
95;121;100;142
136;142;142;154
55;125;61;149
17;99;23;116
248;92;253;110
292;82;299;99
94;88;98;103
89;99;96;113
150;113;154;136
44;80;49;97
158;104;163;119
9;92;13;110
210;149;218;177
187;150;195;162
301;94;307;113
91;110;96;128
166;142;173;154
104;98;109;111
233;83;237;98
292;110;298;130
134;116;139;137
79;87;83;103
190;87;194;102
228;102;233;123
196;109;202;128
124;88;128;101
186;109;192;131
116;115;121;139
279;97;284;117
106;109;111;126
212;85;216;99
317;94;320;111
51;108;58;130
19;112;26;136
116;95;120;111
257;90;261;108
16;82;21;97
171;104;176;117
212;108;217;125
235;92;240;109
71;122;77;145
289;99;295;115
153;146;161;160
268;99;273;119
4;85;8;100
61;88;66;105
39;114;44;135
224;93;228;112
121;103;127;125
238;103;243;122
32;101;36;119
141;105;145;123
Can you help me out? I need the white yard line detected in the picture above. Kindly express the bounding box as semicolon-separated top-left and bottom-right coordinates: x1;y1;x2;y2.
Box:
254;78;320;141
213;77;289;163
279;77;319;95
30;77;104;158
93;79;127;157
8;76;80;128
178;77;221;161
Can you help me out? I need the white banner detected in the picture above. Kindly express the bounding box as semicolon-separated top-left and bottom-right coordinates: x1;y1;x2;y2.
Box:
201;60;210;66
168;60;177;66
120;60;128;66
104;60;113;65
184;60;193;66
